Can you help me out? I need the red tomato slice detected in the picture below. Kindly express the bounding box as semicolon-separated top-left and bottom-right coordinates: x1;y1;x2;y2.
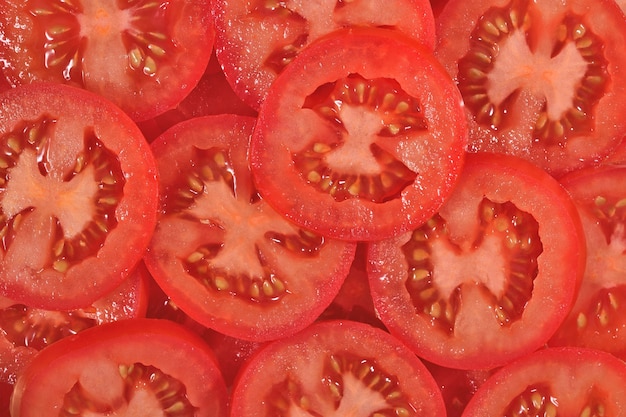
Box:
435;0;626;175
462;347;626;416
549;165;626;358
9;318;228;417
250;28;468;241
0;262;148;385
0;0;214;121
212;0;437;110
367;152;586;370
0;83;158;310
230;320;446;417
145;115;356;342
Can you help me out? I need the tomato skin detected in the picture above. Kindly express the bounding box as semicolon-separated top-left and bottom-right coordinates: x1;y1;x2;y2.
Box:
250;27;468;241
462;347;626;416
435;0;626;175
145;114;356;342
0;83;158;310
0;0;215;121
10;318;228;417
230;319;446;417
368;152;586;370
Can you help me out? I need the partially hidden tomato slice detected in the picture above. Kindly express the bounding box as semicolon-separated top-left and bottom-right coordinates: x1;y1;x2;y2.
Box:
0;83;158;310
230;320;446;417
10;318;228;417
548;165;626;358
144;115;356;342
0;0;215;121
367;152;586;370
212;0;436;110
462;347;626;416
250;28;468;241
435;0;626;175
0;262;149;386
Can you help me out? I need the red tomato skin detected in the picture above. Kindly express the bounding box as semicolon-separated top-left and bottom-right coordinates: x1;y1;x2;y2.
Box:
249;27;468;241
368;152;586;370
10;318;228;417
0;83;158;311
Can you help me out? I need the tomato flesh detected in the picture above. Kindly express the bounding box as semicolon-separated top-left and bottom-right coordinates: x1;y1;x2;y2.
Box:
250;28;468;241
145;115;356;342
230;320;446;417
0;0;214;121
368;152;585;369
435;0;626;175
0;83;158;310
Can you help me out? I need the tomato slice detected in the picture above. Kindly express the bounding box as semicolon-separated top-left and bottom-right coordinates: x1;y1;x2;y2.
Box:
548;165;626;358
250;28;468;241
367;152;586;370
230;319;446;416
462;347;626;416
435;0;626;175
0;262;148;386
0;0;214;121
0;83;158;310
144;114;356;342
9;318;228;417
212;0;437;110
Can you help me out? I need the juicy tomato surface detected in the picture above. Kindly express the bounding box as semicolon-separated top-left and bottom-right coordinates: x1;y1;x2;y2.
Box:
0;0;215;121
230;319;446;417
0;262;148;386
435;0;626;175
9;318;228;417
462;347;626;416
212;0;436;110
549;164;626;357
145;114;356;342
0;83;158;311
368;152;586;370
250;28;468;241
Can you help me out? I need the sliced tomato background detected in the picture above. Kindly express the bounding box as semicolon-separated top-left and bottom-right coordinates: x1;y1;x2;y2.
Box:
10;318;228;417
212;0;437;110
549;164;626;358
368;152;586;370
145;114;356;342
0;83;158;310
462;347;626;416
435;0;626;175
250;28;468;241
0;0;215;121
230;320;447;417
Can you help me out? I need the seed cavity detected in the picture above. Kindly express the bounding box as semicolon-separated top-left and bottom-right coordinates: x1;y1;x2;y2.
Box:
268;353;415;416
60;363;198;416
295;73;425;204
403;198;541;333
456;0;610;147
503;385;558;417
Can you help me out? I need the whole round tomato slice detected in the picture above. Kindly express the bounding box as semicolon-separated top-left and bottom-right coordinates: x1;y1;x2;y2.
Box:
250;28;468;241
367;152;586;370
435;0;626;175
0;83;158;311
212;0;436;110
9;318;228;417
462;347;626;416
549;165;626;358
0;0;214;121
144;115;356;342
230;320;446;417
